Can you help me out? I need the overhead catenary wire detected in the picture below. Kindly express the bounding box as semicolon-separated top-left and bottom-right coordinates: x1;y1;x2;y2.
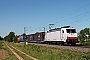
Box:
44;11;90;31
43;4;90;30
69;15;90;25
28;4;90;33
51;4;90;22
54;11;90;24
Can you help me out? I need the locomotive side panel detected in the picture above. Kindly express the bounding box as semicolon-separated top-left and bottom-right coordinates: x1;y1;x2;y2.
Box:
45;31;62;41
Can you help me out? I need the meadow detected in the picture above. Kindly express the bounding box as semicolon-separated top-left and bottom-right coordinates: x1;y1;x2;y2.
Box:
8;42;90;60
0;41;18;60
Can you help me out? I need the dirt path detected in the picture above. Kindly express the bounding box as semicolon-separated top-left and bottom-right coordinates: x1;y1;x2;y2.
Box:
5;42;38;60
0;49;9;59
5;43;24;60
9;44;38;60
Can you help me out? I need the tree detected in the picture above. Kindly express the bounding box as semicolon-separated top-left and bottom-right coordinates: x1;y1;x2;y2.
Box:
13;35;18;43
21;33;26;36
4;36;9;41
78;28;90;45
8;32;15;42
0;36;3;40
4;32;19;43
4;32;16;42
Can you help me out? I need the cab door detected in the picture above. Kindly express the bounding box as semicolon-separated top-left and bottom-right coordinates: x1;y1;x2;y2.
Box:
61;30;64;40
61;29;66;42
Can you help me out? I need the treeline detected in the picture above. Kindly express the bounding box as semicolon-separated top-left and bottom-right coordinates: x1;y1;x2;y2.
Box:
4;32;18;43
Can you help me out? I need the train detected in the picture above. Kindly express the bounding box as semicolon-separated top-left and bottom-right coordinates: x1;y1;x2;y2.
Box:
17;26;78;45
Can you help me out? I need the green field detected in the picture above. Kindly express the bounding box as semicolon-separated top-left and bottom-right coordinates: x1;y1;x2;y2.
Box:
7;42;90;60
0;41;18;60
11;46;33;60
0;41;33;60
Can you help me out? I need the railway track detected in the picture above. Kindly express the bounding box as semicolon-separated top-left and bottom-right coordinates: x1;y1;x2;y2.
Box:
28;43;90;52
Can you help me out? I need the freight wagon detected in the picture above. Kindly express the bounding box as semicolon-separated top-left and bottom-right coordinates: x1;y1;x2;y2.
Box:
26;32;45;43
35;32;45;43
28;34;37;43
44;26;78;45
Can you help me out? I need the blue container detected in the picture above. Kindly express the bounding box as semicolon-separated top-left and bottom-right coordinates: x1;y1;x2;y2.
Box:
20;36;25;42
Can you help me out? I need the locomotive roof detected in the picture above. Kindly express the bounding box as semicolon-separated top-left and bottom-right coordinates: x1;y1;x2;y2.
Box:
61;26;70;28
48;26;75;32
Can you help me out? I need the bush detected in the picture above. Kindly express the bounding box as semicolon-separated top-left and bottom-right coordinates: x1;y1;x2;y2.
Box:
79;39;90;46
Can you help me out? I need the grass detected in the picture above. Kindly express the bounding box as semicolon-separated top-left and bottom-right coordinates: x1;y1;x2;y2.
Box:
8;42;90;60
11;47;33;60
6;43;33;60
0;40;18;60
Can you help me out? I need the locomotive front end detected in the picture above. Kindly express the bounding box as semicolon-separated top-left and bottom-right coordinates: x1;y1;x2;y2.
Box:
66;28;78;45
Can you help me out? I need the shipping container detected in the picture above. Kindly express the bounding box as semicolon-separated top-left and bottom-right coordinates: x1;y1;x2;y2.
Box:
20;36;25;42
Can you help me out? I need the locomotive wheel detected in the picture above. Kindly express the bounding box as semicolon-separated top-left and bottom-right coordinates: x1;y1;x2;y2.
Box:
71;42;76;46
60;42;64;46
67;42;70;45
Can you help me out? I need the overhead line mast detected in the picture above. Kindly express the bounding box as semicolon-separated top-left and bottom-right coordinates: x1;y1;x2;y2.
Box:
24;27;26;34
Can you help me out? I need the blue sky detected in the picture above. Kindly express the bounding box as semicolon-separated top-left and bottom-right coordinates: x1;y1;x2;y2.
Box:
0;0;90;37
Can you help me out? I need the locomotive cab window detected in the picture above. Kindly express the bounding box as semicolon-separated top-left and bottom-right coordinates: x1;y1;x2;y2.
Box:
66;29;76;33
62;30;64;33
